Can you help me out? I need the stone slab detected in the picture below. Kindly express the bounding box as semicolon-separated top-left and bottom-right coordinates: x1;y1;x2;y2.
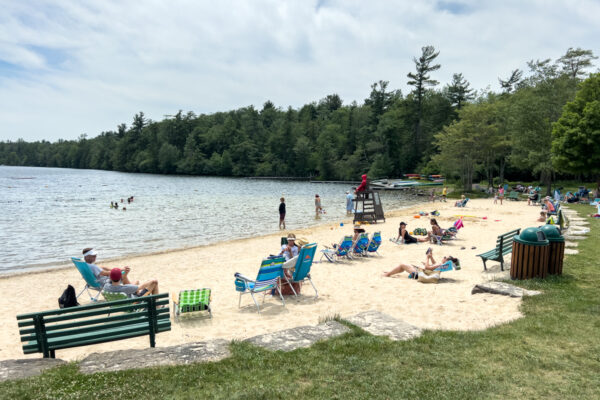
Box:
245;321;350;352
564;249;579;255
565;241;579;248
569;217;587;221
346;310;422;341
566;229;589;236
0;358;66;382
472;282;541;298
564;235;587;241
79;339;230;374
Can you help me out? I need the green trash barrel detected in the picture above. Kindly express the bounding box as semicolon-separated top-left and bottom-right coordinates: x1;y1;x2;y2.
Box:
510;227;550;280
540;225;565;275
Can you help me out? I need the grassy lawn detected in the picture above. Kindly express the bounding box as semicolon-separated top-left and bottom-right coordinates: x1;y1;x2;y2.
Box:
2;204;599;399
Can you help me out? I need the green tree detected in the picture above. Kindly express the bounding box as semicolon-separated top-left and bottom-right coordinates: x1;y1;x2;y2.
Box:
407;45;441;163
556;48;598;79
552;73;600;189
445;73;475;110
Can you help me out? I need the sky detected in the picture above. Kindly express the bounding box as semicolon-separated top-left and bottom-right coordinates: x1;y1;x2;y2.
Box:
1;0;599;142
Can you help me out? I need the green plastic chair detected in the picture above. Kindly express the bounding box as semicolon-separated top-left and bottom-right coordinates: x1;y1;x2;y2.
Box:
172;288;212;320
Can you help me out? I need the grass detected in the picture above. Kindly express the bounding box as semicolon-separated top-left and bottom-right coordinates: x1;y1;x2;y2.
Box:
2;204;599;399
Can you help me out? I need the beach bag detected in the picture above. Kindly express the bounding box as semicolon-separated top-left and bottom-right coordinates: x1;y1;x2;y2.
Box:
279;280;302;296
58;285;79;308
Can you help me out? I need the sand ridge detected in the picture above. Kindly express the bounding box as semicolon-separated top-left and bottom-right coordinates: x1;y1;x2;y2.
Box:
0;198;544;361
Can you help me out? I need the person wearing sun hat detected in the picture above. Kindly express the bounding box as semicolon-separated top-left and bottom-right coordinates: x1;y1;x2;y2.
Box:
103;268;159;298
82;247;135;286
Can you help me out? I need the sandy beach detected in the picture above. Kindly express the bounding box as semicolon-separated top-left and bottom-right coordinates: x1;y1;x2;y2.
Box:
0;198;545;361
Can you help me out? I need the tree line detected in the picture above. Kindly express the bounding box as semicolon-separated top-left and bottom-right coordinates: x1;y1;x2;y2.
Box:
1;47;598;190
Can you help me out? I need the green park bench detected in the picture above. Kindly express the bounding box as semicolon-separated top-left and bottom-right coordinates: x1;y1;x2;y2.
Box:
477;229;521;271
16;293;170;358
508;191;520;201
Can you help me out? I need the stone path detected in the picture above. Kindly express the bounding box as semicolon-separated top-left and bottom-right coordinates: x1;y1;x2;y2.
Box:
564;234;587;241
347;310;422;341
564;249;579;255
565;241;578;247
79;339;231;374
0;358;65;382
245;320;349;351
472;282;541;298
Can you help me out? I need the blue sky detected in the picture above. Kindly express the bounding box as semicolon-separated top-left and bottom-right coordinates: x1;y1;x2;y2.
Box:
1;0;599;141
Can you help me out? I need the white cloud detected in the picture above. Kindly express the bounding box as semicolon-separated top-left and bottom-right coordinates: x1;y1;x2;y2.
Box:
0;0;598;141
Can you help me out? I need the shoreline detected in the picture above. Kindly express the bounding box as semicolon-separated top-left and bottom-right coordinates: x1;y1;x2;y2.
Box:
0;202;425;279
0;198;539;361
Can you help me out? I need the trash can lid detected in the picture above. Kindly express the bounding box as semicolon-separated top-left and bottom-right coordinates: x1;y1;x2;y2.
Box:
540;224;564;242
514;227;549;246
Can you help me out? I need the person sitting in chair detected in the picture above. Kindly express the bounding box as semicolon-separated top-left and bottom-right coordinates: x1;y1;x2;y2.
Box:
527;190;539;205
103;268;159;298
82;248;135;286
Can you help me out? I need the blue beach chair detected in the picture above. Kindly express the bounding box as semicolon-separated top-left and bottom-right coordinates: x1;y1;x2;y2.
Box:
71;257;103;302
320;235;354;262
352;233;370;257
283;243;318;298
234;257;285;313
366;232;383;256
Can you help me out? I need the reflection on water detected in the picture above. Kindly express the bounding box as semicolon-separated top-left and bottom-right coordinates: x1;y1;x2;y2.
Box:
0;166;422;273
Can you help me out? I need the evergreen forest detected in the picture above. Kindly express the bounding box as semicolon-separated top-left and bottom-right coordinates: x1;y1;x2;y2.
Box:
1;47;599;190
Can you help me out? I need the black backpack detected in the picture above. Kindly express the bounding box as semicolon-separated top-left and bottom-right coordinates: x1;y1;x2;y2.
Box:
58;285;80;308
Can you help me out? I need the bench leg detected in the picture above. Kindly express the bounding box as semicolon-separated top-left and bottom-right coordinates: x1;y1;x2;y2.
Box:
482;260;487;271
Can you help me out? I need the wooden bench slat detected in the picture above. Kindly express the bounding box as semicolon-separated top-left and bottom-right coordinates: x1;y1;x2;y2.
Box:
16;293;169;320
17;293;171;358
477;229;521;271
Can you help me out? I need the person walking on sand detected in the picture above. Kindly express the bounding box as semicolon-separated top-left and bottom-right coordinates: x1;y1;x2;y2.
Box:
346;190;354;215
442;186;447;202
279;197;286;230
498;185;504;205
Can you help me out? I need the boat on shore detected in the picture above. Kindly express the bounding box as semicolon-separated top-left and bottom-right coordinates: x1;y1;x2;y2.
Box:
371;175;445;190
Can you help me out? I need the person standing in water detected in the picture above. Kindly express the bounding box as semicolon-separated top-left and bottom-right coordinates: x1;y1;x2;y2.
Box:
315;194;322;216
346;190;354;215
279;197;286;230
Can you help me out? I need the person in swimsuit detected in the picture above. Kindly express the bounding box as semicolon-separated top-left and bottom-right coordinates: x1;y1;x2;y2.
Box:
279;197;286;230
395;222;428;244
383;248;459;278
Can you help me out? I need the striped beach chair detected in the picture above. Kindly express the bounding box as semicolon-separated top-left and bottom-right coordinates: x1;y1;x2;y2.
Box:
366;232;382;256
352;233;370;256
172;288;212;320
320;235;353;262
234;257;285;313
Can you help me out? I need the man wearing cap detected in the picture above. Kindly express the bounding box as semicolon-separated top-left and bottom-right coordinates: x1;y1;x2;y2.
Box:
82;248;134;286
103;268;159;298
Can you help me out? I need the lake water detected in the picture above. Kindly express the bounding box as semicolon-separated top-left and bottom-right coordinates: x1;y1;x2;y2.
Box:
0;166;422;274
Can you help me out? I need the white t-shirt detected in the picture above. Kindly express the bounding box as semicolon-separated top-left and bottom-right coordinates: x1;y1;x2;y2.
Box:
280;244;299;261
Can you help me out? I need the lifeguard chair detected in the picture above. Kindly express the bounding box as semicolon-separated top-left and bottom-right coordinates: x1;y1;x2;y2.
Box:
353;184;385;224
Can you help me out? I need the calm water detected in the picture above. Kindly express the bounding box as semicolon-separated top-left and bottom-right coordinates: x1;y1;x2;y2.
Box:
0;166;421;274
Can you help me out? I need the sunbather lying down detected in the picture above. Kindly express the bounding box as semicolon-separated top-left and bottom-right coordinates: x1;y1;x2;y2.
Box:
383;248;459;280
